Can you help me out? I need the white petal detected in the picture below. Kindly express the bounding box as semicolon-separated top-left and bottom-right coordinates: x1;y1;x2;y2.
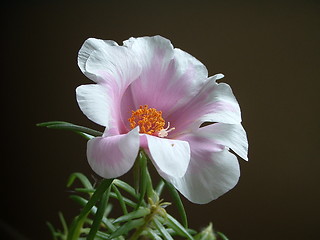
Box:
86;127;140;179
144;135;190;178
168;148;240;204
211;73;224;81
197;123;248;161
78;38;141;85
171;48;208;95
164;123;248;204
78;38;118;77
123;35;174;65
76;84;111;127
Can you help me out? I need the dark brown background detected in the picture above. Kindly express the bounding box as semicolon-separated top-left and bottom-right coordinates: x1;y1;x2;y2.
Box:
2;0;320;239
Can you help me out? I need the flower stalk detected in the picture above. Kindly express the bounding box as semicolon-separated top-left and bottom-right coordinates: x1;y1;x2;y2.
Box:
129;197;170;240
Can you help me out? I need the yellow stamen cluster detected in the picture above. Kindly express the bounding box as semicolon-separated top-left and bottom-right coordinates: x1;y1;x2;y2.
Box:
128;105;165;135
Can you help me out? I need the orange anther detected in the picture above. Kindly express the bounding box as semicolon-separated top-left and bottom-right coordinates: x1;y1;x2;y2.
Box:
128;105;166;135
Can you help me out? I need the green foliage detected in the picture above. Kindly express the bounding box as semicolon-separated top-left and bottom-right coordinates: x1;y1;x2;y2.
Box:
39;121;229;239
48;169;228;240
37;121;103;140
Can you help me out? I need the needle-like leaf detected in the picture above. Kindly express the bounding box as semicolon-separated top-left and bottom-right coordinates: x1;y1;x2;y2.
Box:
37;121;103;139
113;207;150;224
153;217;173;240
164;180;188;228
67;178;113;240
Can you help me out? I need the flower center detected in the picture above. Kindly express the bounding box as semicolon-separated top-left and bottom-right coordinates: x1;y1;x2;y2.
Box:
128;105;175;137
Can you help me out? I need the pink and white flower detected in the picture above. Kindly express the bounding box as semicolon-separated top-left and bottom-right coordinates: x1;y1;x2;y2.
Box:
76;35;248;204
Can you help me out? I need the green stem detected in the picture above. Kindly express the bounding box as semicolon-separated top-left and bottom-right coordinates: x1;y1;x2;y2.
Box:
133;154;141;194
145;165;157;202
155;180;165;197
164;180;188;228
68;213;89;240
58;212;68;236
136;151;148;209
112;184;128;214
87;184;111;240
67;178;113;240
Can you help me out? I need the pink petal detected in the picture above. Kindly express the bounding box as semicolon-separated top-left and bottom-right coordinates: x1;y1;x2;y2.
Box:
86;127;140;179
143;134;190;178
77;38;143;134
120;36;208;130
167;75;242;136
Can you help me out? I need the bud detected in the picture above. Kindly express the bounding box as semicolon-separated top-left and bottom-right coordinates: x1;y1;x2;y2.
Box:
195;223;217;240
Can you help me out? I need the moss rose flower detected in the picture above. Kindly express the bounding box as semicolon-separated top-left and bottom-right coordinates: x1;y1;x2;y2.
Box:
76;35;248;204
